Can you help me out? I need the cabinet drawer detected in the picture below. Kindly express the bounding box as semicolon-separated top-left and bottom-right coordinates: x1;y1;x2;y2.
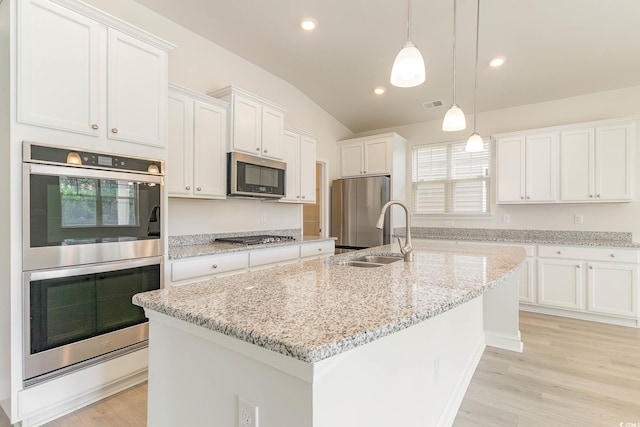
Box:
250;245;300;267
537;245;639;263
300;241;335;258
171;252;249;282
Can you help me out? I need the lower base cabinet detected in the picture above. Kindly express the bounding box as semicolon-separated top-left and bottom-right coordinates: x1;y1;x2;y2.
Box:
537;258;584;310
587;262;638;317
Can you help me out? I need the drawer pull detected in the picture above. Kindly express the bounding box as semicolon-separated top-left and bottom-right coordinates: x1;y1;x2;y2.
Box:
610;254;615;258
91;124;99;130
197;187;202;191
111;128;118;134
186;186;191;190
526;196;531;199
576;264;581;269
556;251;561;255
589;265;593;269
520;196;524;200
318;248;322;251
212;264;218;269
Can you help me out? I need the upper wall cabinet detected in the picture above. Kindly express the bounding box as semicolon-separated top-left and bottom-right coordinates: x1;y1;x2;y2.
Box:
168;84;228;199
495;117;637;204
17;0;173;147
560;121;634;202
280;126;317;204
339;134;403;177
496;132;558;203
210;86;286;160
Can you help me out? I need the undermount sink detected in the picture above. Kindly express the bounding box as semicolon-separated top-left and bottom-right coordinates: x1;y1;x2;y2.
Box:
352;255;403;264
332;254;404;268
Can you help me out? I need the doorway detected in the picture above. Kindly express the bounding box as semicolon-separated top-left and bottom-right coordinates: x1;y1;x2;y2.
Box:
303;162;324;237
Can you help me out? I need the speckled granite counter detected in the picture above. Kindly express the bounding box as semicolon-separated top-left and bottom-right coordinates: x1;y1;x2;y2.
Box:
396;227;640;248
168;235;335;260
134;241;525;363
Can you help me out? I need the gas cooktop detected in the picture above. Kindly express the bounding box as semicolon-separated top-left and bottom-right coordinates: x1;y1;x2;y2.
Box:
215;235;296;246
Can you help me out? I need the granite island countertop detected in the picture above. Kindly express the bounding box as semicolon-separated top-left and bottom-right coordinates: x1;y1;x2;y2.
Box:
168;235;336;260
134;241;525;363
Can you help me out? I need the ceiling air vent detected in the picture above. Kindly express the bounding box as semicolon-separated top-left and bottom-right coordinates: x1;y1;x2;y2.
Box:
422;100;444;110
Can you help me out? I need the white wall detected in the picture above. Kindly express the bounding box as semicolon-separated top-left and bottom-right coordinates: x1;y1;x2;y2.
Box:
355;85;640;239
81;0;352;236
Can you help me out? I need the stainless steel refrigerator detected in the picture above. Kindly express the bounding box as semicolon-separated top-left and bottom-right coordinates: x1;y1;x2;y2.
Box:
331;176;390;250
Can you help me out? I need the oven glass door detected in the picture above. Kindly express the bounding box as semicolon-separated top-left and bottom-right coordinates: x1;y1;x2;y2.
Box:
28;164;162;248
24;257;162;381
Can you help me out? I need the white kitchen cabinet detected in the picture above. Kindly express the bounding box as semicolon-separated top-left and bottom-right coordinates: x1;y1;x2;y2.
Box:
340;136;393;177
560;121;634;202
281;126;317;203
537;258;583;310
496;132;558;203
518;247;536;304
17;0;172;148
168;84;228;199
210;86;286;160
587;262;638;318
107;29;168;147
17;0;101;135
300;240;335;259
171;252;249;283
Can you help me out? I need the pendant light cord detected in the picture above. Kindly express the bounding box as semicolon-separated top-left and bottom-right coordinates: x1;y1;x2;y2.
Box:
472;0;480;132
406;0;412;41
452;0;458;103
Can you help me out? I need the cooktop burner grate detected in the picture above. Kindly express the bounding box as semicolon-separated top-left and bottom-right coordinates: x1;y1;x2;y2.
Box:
215;235;296;246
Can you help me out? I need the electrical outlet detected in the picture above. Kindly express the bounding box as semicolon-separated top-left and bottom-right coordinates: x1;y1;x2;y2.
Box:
238;397;259;427
574;214;584;225
503;214;511;223
260;213;267;224
444;220;454;227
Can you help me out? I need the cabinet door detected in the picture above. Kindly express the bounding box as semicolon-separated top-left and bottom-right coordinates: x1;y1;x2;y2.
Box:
340;142;364;177
261;107;284;159
595;123;633;201
18;0;100;135
193;101;226;198
281;130;300;202
496;137;525;203
167;93;193;196
525;132;557;202
364;139;391;175
587;262;638;317
299;136;317;203
538;259;583;310
560;128;594;201
232;96;262;154
107;29;167;147
518;257;536;303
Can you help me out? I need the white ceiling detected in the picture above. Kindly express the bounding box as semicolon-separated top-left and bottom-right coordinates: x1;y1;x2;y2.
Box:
133;0;640;134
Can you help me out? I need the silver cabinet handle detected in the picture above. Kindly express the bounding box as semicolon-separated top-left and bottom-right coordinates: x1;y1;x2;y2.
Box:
610;253;615;258
197;187;201;191
520;196;525;200
111;128;118;134
597;194;601;198
256;147;260;151
212;264;218;269
589;194;593;198
186;186;191;190
363;171;367;174
526;196;531;199
302;195;306;199
589;265;593;269
576;264;581;268
91;124;99;130
264;149;268;153
557;251;561;255
318;248;322;251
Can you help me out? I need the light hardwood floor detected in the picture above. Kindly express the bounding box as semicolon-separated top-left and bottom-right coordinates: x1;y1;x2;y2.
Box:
1;312;639;426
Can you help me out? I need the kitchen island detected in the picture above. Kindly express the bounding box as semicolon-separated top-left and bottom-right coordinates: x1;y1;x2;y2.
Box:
133;241;525;427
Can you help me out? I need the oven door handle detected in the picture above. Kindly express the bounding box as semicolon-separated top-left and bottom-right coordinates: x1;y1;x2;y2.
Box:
25;256;164;281
28;164;163;185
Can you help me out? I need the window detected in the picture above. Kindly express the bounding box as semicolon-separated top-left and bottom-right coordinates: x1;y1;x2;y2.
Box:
60;177;138;227
412;139;490;215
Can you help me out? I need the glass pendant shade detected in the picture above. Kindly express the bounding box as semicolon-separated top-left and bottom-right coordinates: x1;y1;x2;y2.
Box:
465;132;483;152
390;41;425;88
442;104;466;131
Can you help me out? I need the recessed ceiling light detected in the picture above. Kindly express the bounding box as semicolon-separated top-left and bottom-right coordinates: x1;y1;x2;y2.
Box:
373;86;386;95
300;18;317;31
488;56;506;68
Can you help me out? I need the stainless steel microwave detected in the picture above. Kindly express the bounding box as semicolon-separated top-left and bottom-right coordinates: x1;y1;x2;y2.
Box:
227;152;286;199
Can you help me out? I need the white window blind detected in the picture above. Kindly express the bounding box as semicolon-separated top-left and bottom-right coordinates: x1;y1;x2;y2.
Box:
412;139;490;215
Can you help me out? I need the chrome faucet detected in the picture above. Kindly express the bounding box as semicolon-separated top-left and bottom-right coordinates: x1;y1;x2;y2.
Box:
375;200;413;262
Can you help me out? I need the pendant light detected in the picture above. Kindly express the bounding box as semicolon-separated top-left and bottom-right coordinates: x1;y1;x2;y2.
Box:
466;0;484;152
390;0;425;88
442;0;466;132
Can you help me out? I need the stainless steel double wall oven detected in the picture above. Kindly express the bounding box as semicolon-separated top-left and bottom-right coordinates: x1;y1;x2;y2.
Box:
22;143;164;385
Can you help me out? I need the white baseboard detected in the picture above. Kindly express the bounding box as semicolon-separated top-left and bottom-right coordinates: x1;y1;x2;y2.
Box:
520;304;640;328
436;332;486;427
485;330;524;353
